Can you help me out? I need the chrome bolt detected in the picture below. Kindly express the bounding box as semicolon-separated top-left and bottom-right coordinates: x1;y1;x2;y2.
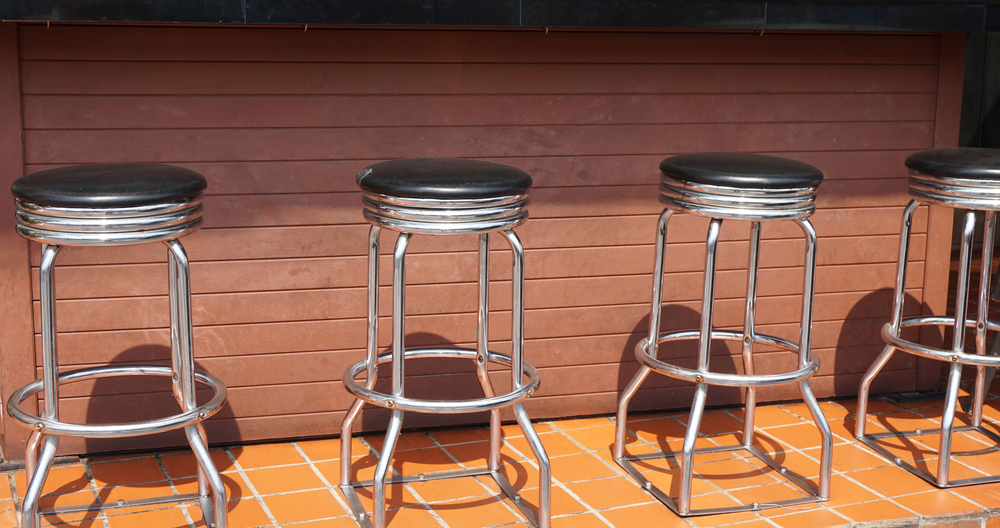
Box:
645;481;652;490
979;322;986;330
894;457;902;464
33;423;45;432
915;429;922;435
172;372;179;383
386;400;395;408
951;355;960;362
477;355;485;364
694;375;704;383
198;411;208;421
117;499;125;506
744;336;751;344
527;389;534;397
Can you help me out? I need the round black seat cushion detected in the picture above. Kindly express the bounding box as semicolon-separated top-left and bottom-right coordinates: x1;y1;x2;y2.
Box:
357;158;532;199
12;164;207;208
905;148;1000;180
660;152;823;189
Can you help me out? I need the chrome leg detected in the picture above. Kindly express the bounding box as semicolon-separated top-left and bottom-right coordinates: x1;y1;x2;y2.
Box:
341;226;382;486
514;402;550;528
679;217;722;516
39;244;61;423
373;409;404;528
475;233;502;471
371;232;411;528
167;239;227;528
741;221;761;448
936;211;977;486
615;210;672;459
857;200;919;437
20;434;59;528
796;218;831;500
502;229;549;527
187;424;227;528
974;212;997;426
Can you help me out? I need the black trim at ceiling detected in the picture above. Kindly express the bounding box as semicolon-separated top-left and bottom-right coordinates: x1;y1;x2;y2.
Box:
2;0;1000;31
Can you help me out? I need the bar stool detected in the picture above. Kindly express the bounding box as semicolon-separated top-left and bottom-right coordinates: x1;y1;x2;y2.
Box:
614;152;833;516
857;147;1000;488
5;164;228;528
339;158;551;528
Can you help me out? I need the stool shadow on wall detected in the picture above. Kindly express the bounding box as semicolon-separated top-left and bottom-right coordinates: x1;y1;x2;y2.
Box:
836;288;932;433
82;345;241;493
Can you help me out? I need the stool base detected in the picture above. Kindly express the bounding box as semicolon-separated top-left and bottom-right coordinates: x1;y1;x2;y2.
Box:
858;425;1000;488
616;442;824;516
341;466;541;528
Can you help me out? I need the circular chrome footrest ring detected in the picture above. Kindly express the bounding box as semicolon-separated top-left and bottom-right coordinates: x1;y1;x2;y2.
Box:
659;180;818;221
636;330;819;387
6;365;227;438
361;191;529;235
884;317;1000;367
343;347;540;413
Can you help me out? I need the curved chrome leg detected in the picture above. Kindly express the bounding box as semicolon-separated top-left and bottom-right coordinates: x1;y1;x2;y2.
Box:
341;226;382;486
936;211;978;486
21;434;59;528
514;402;550;528
615;210;672;459
799;380;832;499
187;424;227;528
679;217;721;516
795;218;830;500
373;409;404;528
973;212;997;426
857;200;919;437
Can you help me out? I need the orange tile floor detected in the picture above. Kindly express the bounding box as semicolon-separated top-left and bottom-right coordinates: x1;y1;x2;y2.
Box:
3;386;1000;528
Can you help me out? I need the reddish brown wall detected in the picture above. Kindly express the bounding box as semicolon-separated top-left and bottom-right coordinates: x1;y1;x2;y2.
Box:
0;24;963;458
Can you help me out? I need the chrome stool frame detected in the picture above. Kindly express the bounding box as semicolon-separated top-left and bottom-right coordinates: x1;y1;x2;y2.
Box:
340;167;551;528
857;163;1000;488
6;175;228;528
614;160;833;516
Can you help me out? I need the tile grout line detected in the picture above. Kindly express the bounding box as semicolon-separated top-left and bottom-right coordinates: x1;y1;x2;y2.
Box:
153;453;197;528
288;440;385;525
224;447;282;528
545;418;692;528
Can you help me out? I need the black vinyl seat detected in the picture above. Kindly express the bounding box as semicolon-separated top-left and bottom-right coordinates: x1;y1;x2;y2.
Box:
12;163;206;208
660;152;824;189
905;147;1000;179
357;157;532;199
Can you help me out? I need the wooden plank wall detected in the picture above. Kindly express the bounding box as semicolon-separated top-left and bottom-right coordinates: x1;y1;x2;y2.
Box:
6;25;960;456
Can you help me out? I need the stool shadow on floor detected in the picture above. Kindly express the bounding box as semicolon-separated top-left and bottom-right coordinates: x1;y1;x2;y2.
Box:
838;288;944;470
83;345;240;459
347;331;537;522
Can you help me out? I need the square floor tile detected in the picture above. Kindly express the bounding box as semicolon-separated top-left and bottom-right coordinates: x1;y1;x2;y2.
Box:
262;489;346;524
244;464;325;495
229;443;307;470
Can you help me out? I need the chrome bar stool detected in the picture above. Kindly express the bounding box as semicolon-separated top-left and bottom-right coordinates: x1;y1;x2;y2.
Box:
6;164;228;528
339;158;551;528
614;153;833;516
857;147;1000;488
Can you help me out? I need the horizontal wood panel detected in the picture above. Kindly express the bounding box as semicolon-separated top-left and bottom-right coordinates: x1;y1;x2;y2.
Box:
19;27;940;64
23;122;934;165
32;233;926;300
42;296;919;366
22;93;938;130
35;262;923;332
20;62;941;96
